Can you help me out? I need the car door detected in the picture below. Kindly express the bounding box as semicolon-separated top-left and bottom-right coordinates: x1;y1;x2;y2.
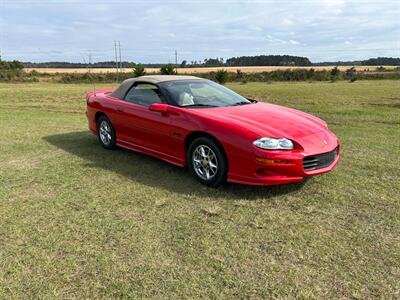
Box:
117;82;175;156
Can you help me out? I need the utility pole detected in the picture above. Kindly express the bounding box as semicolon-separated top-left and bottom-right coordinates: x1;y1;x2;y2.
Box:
88;51;92;73
118;41;123;73
114;40;119;82
88;50;96;94
175;49;178;73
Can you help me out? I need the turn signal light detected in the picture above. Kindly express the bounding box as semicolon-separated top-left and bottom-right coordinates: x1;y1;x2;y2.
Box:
255;158;292;164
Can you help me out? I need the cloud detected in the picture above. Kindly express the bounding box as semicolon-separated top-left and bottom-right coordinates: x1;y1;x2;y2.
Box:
266;35;287;45
92;4;109;12
1;0;399;63
319;0;346;15
282;18;294;26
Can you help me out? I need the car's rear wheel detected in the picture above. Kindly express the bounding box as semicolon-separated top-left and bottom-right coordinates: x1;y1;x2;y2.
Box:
188;137;227;187
97;115;116;149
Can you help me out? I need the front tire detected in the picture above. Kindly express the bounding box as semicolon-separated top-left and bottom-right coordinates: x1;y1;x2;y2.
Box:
188;137;227;187
97;116;116;149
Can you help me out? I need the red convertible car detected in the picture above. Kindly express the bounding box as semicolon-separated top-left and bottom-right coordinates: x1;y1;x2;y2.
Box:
86;75;339;187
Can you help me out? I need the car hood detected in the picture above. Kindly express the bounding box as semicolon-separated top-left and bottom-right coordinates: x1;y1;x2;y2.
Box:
190;102;337;153
193;102;327;138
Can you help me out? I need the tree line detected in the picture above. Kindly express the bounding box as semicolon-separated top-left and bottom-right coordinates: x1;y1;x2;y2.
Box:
225;55;312;66
315;57;400;66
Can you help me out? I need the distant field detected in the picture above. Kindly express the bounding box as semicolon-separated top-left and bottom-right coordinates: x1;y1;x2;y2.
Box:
24;65;397;74
1;80;399;298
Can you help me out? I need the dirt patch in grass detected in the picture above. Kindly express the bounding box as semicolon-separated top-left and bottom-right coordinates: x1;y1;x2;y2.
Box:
357;102;400;108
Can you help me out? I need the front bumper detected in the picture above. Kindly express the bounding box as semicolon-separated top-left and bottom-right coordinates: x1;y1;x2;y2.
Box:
227;143;340;186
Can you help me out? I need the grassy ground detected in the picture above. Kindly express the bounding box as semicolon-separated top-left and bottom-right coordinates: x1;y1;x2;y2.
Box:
1;80;399;298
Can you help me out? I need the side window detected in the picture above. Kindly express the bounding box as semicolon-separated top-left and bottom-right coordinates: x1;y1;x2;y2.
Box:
124;83;163;106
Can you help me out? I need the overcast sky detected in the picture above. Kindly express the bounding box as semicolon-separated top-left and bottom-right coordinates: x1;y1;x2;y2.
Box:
0;0;399;63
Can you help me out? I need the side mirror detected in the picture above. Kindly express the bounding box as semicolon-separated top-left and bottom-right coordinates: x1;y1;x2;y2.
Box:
149;103;169;113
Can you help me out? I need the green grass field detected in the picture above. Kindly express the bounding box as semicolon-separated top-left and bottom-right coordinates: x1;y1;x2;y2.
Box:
1;81;399;298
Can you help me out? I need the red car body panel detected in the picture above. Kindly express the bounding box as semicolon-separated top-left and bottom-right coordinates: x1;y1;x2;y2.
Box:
86;88;340;186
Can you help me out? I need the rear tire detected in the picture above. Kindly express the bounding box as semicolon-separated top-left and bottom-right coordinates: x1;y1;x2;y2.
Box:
187;137;227;187
97;116;116;149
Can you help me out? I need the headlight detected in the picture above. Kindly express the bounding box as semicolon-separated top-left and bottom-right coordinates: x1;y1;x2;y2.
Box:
253;138;294;150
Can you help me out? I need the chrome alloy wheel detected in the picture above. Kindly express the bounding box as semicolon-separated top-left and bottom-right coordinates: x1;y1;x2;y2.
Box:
99;120;112;146
192;145;218;180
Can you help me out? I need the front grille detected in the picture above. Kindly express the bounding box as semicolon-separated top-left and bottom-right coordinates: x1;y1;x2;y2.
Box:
303;148;338;171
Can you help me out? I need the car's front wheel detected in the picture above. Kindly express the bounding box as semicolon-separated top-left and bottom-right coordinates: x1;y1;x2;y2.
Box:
188;137;227;187
97;115;116;149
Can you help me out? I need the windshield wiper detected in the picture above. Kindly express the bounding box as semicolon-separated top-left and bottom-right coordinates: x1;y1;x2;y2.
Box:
182;104;217;108
232;101;252;106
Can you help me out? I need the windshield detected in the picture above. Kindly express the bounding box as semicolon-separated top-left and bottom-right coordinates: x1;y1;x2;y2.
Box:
159;80;252;108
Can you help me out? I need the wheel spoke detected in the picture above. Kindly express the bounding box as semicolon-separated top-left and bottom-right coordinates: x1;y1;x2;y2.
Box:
205;168;210;179
209;161;217;170
200;147;206;158
199;166;205;175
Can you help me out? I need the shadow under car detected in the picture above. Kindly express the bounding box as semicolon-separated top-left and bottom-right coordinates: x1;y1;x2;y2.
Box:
43;131;307;200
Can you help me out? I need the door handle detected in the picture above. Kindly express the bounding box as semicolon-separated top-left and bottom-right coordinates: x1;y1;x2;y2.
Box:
117;107;124;112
